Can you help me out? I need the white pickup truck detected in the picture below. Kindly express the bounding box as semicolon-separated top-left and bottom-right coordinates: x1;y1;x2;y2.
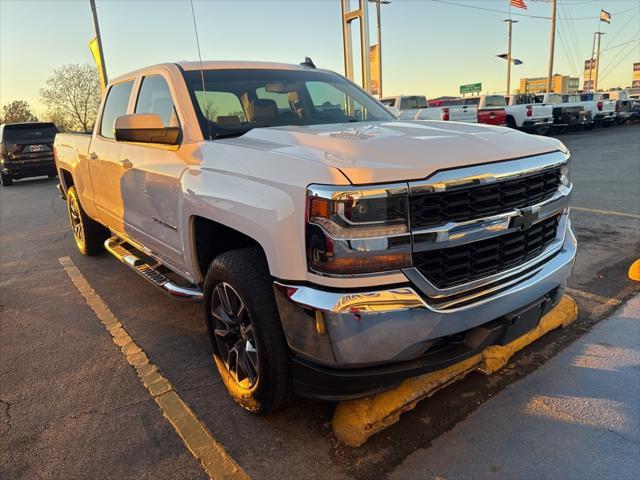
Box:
504;94;554;134
54;61;576;412
578;93;616;126
381;95;478;123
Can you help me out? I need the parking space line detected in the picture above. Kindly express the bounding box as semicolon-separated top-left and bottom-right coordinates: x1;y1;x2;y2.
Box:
565;287;622;306
571;206;640;219
58;256;250;480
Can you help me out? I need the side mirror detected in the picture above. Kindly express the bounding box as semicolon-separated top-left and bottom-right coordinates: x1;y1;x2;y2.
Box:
114;114;180;145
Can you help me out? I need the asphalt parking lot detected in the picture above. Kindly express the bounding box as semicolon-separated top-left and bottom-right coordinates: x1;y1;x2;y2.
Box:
1;124;639;480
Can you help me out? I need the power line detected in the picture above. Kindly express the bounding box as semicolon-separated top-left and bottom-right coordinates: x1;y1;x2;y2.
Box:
599;40;639;83
601;37;640;53
601;8;640;51
428;1;638;21
556;25;581;77
558;3;585;76
598;33;640;81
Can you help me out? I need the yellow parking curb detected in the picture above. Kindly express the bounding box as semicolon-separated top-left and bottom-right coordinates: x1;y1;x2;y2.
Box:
332;295;578;447
628;259;640;282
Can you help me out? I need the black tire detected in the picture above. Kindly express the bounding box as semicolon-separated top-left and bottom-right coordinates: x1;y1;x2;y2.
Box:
506;116;517;129
66;186;109;255
204;247;291;414
0;172;13;187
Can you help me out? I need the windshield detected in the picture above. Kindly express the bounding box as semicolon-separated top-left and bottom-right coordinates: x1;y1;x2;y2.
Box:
1;123;58;141
182;68;393;139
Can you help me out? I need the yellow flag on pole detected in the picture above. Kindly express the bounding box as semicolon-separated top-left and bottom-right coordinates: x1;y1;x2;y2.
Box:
89;36;106;94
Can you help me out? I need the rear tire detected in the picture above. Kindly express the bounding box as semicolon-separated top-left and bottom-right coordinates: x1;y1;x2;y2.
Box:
66;186;109;255
204;247;291;414
0;172;13;187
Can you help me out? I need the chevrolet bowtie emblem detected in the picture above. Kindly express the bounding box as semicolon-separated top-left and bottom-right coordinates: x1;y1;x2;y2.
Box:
510;207;540;230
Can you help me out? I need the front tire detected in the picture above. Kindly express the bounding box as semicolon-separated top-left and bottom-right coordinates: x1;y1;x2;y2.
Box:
204;247;291;414
0;172;13;187
66;186;109;255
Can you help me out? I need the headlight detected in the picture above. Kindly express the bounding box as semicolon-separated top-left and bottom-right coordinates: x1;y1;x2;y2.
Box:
306;184;411;276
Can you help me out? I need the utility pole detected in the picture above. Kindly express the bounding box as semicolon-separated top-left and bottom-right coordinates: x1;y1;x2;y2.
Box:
504;19;518;95
546;0;557;93
89;0;108;85
594;31;604;91
587;32;597;92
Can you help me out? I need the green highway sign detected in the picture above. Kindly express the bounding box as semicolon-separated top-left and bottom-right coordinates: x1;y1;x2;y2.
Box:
460;83;482;95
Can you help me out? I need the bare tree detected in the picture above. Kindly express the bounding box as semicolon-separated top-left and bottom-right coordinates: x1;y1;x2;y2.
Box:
1;100;38;124
40;64;101;132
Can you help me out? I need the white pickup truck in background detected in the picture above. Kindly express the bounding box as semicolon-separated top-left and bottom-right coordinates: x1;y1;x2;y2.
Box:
381;95;478;123
536;93;593;132
504;94;554;134
579;93;616;126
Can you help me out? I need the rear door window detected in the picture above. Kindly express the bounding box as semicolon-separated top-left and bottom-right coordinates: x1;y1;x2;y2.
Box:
100;81;134;138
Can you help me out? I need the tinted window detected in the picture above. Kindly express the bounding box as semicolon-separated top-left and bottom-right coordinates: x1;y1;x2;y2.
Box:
483;96;506;107
400;96;428;109
135;76;178;127
182;69;392;139
1;123;58;141
547;94;563;104
100;81;134;138
195;91;247;124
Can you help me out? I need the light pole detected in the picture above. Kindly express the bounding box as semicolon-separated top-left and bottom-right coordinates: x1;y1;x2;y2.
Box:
368;0;391;97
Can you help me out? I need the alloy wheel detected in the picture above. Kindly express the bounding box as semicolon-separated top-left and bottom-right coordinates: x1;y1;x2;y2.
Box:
211;282;260;389
68;195;85;249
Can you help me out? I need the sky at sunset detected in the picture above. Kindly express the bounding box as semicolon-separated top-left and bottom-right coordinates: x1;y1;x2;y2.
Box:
1;0;639;116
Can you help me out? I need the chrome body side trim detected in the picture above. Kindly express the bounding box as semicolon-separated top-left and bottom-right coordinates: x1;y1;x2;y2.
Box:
412;184;571;252
274;225;576;367
408;213;569;298
408;150;568;195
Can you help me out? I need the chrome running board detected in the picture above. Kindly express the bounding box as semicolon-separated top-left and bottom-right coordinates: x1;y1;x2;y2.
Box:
104;237;203;301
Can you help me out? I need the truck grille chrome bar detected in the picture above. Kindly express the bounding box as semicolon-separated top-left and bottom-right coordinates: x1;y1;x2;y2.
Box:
406;151;571;306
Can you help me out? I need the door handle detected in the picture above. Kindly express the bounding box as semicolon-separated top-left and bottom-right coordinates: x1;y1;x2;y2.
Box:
119;158;133;169
88;152;98;161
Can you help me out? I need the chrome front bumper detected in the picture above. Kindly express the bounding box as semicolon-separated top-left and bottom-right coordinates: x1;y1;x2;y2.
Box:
274;222;576;368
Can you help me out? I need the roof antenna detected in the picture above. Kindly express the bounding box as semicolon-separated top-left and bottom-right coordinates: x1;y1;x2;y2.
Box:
300;57;316;69
190;0;212;140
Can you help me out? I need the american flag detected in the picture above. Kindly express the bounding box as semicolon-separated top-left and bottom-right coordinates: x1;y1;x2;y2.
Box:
510;0;527;10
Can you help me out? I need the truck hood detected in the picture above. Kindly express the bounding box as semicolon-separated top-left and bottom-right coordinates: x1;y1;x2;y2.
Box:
219;121;563;184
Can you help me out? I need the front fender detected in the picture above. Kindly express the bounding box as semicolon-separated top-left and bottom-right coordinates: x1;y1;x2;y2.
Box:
181;167;307;283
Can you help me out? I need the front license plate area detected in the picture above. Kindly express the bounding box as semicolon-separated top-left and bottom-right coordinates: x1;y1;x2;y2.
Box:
498;298;548;345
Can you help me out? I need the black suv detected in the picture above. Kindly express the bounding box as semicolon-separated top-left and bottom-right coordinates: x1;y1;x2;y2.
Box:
0;122;59;186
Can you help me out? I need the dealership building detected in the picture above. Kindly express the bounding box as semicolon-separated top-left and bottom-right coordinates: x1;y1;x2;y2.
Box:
519;75;580;94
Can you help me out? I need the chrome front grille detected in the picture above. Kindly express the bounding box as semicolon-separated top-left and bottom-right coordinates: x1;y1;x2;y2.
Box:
413;215;560;288
410;167;562;228
406;151;571;307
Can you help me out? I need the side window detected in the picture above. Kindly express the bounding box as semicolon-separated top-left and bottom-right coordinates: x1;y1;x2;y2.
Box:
135;75;178;127
100;81;134;138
